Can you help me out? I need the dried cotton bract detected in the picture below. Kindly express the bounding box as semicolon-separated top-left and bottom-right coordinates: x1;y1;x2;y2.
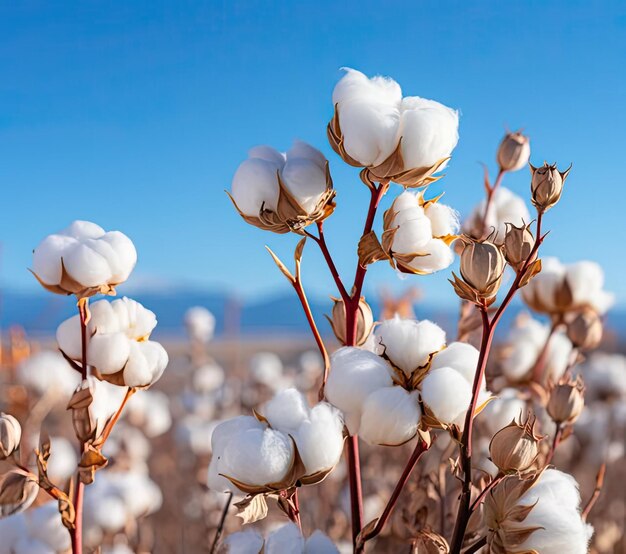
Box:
522;257;614;317
497;130;531;172
31;220;136;298
328;68;459;187
229;140;334;233
57;297;168;388
328;296;374;346
0;413;21;460
488;415;541;474
530;162;571;213
484;469;592;554
382;191;459;275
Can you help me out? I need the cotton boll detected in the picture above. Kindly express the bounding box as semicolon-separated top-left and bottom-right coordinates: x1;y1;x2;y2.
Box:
24;501;72;552
122;340;169;387
263;388;310;433
46;436;77;482
405;239;455;274
250;353;284;386
325;347;393;434
221;427;294;487
32;234;76;285
125;390;172;438
421;367;472;425
193;363;225;394
399;97;459;171
332;68;402;107
510;470;591;554
88;332;132;375
430;342;480;385
566;261;615;314
18;351;80;399
184;306;216;343
231;157;282;216
94;495;128;533
265;522;305;554
224;530;264;554
424;202;459;237
281;158;327;213
375;317;446;376
480;388;527;435
359;387;421;446
305;530;340;554
294;403;344;476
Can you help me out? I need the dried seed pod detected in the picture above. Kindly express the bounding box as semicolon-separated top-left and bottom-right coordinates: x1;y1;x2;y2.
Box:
328;296;374;347
567;309;603;350
503;222;535;271
547;375;585;425
530;162;571;213
0;469;39;517
0;413;21;459
497;130;530;172
489;414;542;474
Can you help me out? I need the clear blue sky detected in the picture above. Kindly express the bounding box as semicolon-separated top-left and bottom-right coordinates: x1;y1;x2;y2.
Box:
1;1;625;306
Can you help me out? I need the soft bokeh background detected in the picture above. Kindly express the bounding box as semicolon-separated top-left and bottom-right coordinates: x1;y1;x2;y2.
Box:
1;1;625;311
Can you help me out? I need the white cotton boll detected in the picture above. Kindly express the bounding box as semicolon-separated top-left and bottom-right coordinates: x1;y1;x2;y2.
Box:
421;367;472;425
193;363;225;393
249;145;286;166
332;68;402;107
224;530;264;554
325;347;393;434
510;469;591;554
114;472;163;517
184;306;216;343
481;388;527;435
375;317;446;376
281;158;327;213
359;387;421;446
231;157;282;216
399;96;459;171
391;190;419;212
544;331;574;382
263;388;310;433
339;99;402;167
123;340;168;387
295;403;344;475
32;234;76;285
46;436;77;482
521;257;565;312
391;215;433;254
210;416;264;455
250;353;284;386
25;501;71;552
424;202;459;237
93;495;128;532
62;220;105;239
430;342;480;385
287;140;326;168
126;390;172;438
465;187;529;243
99;231;137;283
305;531;340;554
566;261;615;314
62;242;113;288
221;427;294;487
18;351;80;399
265;522;305;554
88;333;131;374
405;239;455;274
0;513;27;554
88;377;128;433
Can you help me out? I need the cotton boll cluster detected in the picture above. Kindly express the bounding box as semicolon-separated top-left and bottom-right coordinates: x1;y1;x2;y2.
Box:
32;220;136;297
57;297;169;388
17;350;80;401
0;502;71;554
184;306;216;343
498;313;573;384
484;469;592;554
463;187;530;243
208;389;344;493
382;191;459;275
83;469;162;548
421;341;490;428
230;141;334;233
329;68;458;187
225;522;339;554
522;257;614;316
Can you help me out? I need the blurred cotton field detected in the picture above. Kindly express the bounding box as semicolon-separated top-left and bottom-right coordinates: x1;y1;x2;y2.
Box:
1;58;625;554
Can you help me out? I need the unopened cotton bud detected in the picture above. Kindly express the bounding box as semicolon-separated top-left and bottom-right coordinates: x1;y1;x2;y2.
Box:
530;162;571;213
0;414;21;459
503;222;535;271
489;415;541;474
0;470;39;517
497;131;530;172
458;238;506;300
567;309;603;350
329;296;374;346
547;376;585;424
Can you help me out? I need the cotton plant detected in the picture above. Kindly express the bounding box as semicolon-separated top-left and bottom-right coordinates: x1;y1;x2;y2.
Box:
0;220;169;554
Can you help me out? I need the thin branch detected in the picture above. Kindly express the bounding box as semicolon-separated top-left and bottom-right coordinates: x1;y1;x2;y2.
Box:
209;491;233;554
463;535;487;554
530;321;559;384
545;423;563;466
469;474;503;514
98;387;136;445
582;463;606;522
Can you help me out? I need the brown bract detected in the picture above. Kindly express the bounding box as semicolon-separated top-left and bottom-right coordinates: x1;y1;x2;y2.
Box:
327;296;374;347
227;164;335;234
483;470;546;554
327;104;449;188
503;222;536;271
547;375;585;425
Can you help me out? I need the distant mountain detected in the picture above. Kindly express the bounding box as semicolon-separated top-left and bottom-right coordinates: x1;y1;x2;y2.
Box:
1;287;625;342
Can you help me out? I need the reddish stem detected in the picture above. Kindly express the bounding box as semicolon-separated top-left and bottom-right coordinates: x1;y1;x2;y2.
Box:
314;222;350;303
450;213;544;554
98;387;135;445
209;491;233;554
469;474;503;514
530;322;558;384
358;437;431;547
581;463;606;522
545;423;562;466
480;169;505;238
463;536;487;554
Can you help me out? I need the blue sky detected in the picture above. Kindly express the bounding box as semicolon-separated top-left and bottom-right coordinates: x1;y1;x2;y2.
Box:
1;1;625;306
